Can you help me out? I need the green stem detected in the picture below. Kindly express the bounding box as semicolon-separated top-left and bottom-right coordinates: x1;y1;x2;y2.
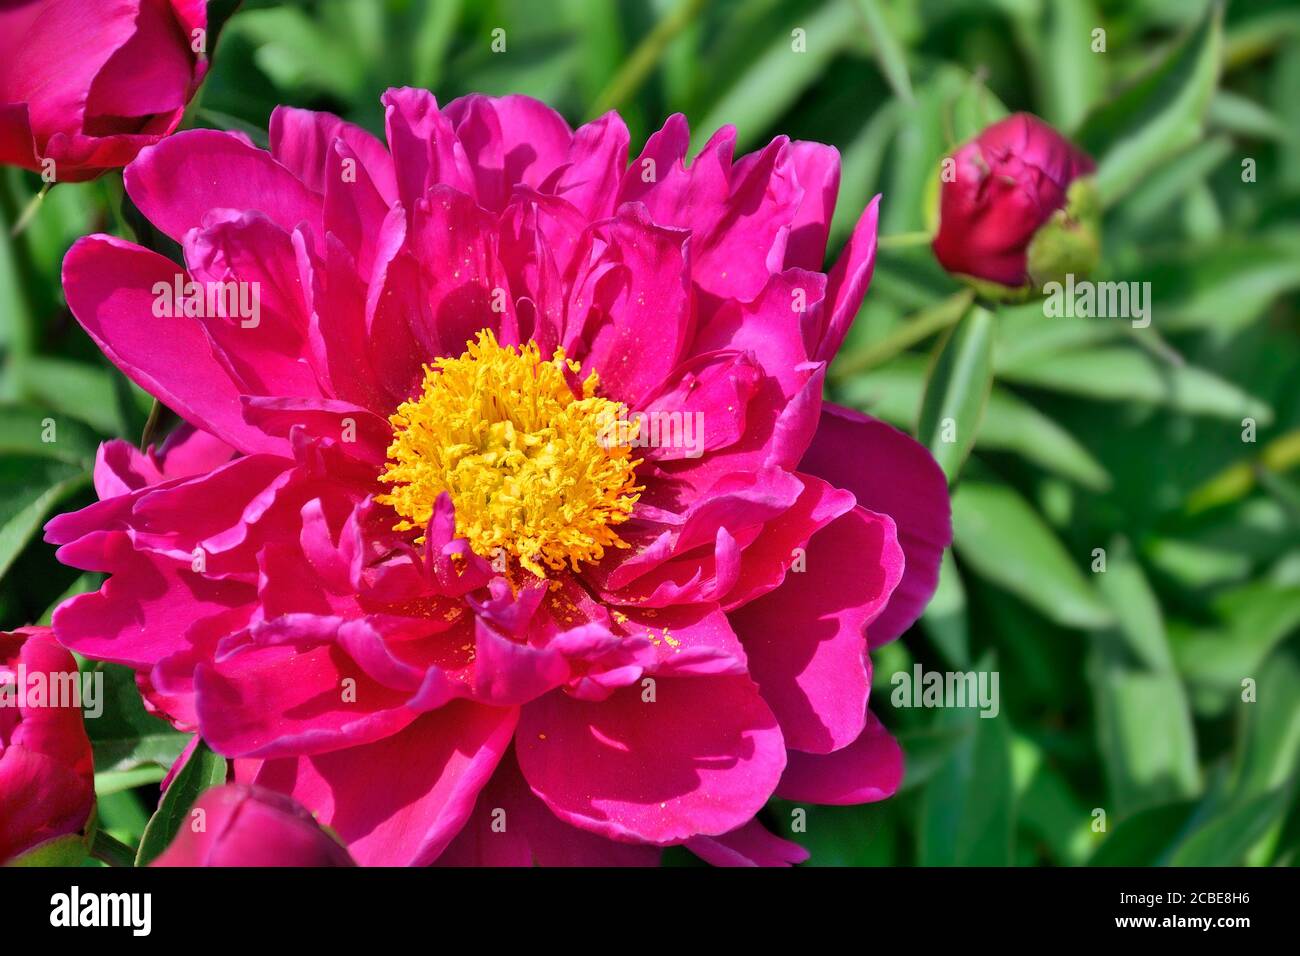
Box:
8;181;50;238
139;399;163;451
90;830;137;868
589;0;707;117
830;289;975;379
876;230;933;250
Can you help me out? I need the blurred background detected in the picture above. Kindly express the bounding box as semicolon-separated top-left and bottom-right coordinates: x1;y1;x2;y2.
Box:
1;0;1297;866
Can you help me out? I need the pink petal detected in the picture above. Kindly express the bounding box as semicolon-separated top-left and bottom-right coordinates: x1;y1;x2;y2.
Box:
516;674;785;844
246;702;517;866
776;709;903;804
125;128;323;247
686;818;809;867
817;195;880;362
437;750;660;866
61;234;284;454
729;503;903;753
799;404;951;646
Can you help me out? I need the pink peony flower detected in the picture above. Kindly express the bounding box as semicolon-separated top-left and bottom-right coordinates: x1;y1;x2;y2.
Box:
48;89;951;866
151;783;356;866
0;626;95;864
931;112;1097;291
0;0;212;182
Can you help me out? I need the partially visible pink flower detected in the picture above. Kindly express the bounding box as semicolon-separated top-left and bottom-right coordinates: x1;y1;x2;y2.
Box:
932;112;1096;290
0;626;94;864
49;90;953;866
151;784;355;866
0;0;212;182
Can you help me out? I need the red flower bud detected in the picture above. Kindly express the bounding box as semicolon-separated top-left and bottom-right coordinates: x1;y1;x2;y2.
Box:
151;784;356;867
0;626;94;864
932;113;1098;294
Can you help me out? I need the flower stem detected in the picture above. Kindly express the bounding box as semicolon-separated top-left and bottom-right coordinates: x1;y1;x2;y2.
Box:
876;230;933;250
830;289;975;379
90;830;137;868
8;182;50;238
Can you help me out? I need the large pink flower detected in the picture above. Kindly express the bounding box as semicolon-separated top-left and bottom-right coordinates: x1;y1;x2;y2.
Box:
48;89;951;866
0;0;211;182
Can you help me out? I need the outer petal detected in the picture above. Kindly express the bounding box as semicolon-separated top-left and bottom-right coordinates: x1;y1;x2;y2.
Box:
775;709;902;805
516;674;785;844
124;129;324;247
729;503;903;753
195;639;421;759
816;195;879;362
245;702;517;866
436;750;660;866
799;404;951;646
686;818;809;867
61;234;284;455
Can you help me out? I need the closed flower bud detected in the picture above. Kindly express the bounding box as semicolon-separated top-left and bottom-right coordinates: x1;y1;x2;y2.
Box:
932;113;1099;300
151;785;356;867
0;627;95;865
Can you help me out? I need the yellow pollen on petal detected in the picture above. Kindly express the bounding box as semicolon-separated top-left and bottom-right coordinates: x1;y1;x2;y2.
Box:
376;329;642;578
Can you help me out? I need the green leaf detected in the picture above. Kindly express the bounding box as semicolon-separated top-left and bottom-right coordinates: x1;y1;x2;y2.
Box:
1094;539;1175;672
921;549;969;668
0;457;87;581
0;404;101;466
998;347;1274;424
852;0;912;104
1037;0;1105;132
84;662;189;774
918;661;1015;866
1077;2;1223;205
1088;636;1201;816
5;832;91;868
952;480;1114;629
1170;785;1294;866
917;305;994;483
841;357;1109;489
11;356;127;435
135;739;228;866
1087;801;1197;866
1230;641;1300;801
694;0;858;152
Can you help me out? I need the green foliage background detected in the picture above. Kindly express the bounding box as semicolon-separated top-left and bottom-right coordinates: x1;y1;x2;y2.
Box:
1;0;1298;866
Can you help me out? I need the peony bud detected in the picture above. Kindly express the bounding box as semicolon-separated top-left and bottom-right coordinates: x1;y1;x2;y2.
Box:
0;627;95;865
151;784;356;867
0;0;213;182
931;113;1099;300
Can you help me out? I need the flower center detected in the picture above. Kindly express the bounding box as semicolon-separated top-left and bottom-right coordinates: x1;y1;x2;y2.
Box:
377;330;642;578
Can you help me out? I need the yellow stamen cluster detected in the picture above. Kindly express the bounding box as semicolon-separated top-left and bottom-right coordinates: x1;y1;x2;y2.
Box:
377;330;642;578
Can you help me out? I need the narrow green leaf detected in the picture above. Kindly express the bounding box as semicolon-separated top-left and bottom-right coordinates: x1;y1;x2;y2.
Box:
917;305;994;483
918;662;1015;866
135;739;228;866
84;662;189;774
998;347;1274;424
952;480;1114;629
1087;801;1197;865
1077;3;1223;205
852;0;912;104
0;466;88;580
1170;785;1294;866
